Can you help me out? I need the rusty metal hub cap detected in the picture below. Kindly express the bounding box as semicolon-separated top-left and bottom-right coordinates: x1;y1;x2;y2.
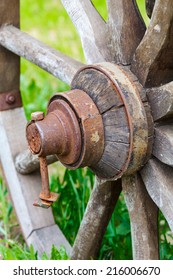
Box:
26;62;153;181
26;89;104;169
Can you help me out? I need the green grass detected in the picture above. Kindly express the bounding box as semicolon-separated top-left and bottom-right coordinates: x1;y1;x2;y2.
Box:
0;0;173;260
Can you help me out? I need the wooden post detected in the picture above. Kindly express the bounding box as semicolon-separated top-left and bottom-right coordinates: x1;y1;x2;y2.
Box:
0;0;71;256
0;0;20;93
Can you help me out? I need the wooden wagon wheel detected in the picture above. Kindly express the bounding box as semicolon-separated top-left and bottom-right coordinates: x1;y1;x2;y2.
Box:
1;0;173;260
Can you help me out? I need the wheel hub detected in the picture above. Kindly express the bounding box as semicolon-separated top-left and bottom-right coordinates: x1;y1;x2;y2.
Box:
26;62;153;180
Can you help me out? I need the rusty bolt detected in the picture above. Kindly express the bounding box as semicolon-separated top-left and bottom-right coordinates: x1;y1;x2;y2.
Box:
33;156;58;208
31;111;44;121
6;94;16;105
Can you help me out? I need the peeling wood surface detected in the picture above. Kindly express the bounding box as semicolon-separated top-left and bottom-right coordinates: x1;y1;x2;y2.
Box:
147;83;173;121
122;173;159;260
107;0;145;64
0;25;83;85
15;149;58;174
70;177;122;260
61;0;111;63
153;124;173;167
140;158;173;231
132;0;173;87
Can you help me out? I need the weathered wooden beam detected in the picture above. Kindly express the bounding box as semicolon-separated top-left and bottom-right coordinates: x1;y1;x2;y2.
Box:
140;158;173;232
70;177;122;259
153;125;173;167
107;0;146;64
0;0;19;92
27;225;71;257
0;25;83;85
122;173;159;260
61;0;111;63
131;0;173;87
146;82;173;121
15;149;58;174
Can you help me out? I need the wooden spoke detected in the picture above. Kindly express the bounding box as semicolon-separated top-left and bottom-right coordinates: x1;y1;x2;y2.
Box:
131;0;173;87
0;25;83;85
140;158;173;232
122;173;159;260
107;0;146;64
153;125;173;167
147;83;173;121
146;0;156;18
61;0;111;63
15;149;57;174
70;177;122;260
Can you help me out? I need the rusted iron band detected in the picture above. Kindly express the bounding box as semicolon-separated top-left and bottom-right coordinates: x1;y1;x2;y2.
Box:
0;90;22;111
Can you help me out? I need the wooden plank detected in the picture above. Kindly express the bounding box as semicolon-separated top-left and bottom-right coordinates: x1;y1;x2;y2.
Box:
61;0;111;63
0;25;83;85
15;149;58;174
147;82;173;121
122;173;159;260
140;157;173;231
27;225;71;257
153;125;173;167
131;0;173;87
70;177;122;259
0;108;70;255
107;0;146;64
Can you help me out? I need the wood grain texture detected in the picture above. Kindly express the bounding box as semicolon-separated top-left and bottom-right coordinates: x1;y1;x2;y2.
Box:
132;0;173;87
0;0;19;92
153;124;173;167
140;157;173;231
61;0;111;63
0;25;83;85
70;177;122;260
122;173;159;260
107;0;146;64
0;109;70;253
15;149;58;174
71;68;123;113
147;82;173;121
27;225;71;257
92;141;129;179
